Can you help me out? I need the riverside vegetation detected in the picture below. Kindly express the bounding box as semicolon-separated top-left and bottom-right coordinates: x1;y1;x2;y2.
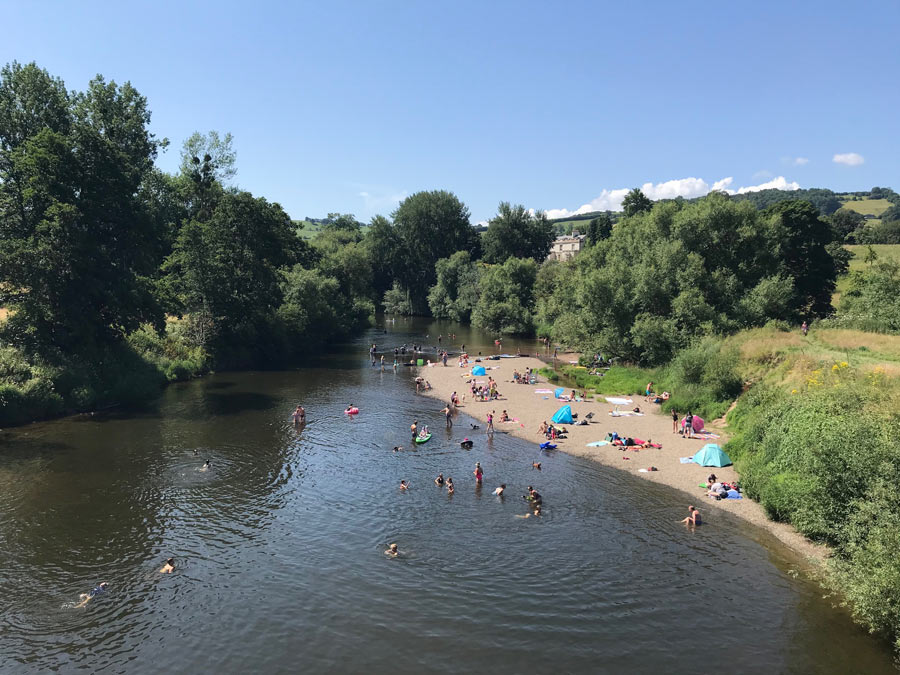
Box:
4;61;900;654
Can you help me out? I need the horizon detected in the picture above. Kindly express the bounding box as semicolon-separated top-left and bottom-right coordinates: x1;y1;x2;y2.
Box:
4;1;898;223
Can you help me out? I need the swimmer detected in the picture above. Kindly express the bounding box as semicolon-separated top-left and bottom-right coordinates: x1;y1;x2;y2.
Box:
291;405;305;424
493;484;506;496
532;461;542;470
516;505;542;519
159;557;175;574
200;459;211;472
75;582;108;608
393;446;403;452
524;486;542;505
681;505;702;525
447;478;454;494
435;473;445;486
399;480;409;490
474;462;483;483
385;543;399;557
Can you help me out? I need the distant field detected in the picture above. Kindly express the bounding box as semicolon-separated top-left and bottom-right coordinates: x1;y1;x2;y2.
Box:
839;198;893;217
295;220;324;240
834;244;900;303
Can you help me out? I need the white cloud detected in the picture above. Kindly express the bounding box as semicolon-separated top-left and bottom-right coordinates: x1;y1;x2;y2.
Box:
793;157;809;166
355;186;408;214
544;175;801;218
735;176;800;194
833;152;864;166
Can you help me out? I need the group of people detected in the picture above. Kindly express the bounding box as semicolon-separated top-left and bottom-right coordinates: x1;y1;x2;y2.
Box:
511;368;536;385
72;557;175;609
470;376;500;402
538;420;567;440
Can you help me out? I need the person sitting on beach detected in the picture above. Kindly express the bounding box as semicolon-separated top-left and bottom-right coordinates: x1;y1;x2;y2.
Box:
681;506;701;525
493;484;506;496
385;543;400;557
435;473;445;486
707;473;717;485
538;421;548;436
75;582;108;608
499;410;509;423
160;557;175;574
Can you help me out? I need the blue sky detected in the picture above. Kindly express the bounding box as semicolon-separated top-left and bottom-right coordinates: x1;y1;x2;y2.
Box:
4;1;898;223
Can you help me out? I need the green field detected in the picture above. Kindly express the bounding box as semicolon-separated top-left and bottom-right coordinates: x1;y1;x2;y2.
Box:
834;243;900;303
839;198;894;217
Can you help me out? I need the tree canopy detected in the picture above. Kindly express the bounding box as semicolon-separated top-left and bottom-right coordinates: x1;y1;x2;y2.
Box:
481;202;555;263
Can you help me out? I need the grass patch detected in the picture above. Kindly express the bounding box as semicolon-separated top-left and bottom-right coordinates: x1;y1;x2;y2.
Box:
840;198;894;217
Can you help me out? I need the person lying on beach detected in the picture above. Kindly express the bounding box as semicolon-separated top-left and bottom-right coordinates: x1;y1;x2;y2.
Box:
75;582;108;608
493;484;506;496
385;543;400;557
681;506;701;525
159;557;175;574
707;483;728;500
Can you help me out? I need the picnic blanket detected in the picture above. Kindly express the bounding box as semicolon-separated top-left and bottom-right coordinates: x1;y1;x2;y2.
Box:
692;432;721;440
679;457;694;464
726;489;742;499
586;440;610;447
605;397;634;405
534;389;553;394
609;410;644;417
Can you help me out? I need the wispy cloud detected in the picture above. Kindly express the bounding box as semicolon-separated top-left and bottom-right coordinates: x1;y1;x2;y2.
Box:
354;185;408;217
833;152;864;166
543;175;800;218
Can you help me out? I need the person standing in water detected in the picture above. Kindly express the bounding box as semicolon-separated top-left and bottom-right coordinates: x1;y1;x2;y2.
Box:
160;557;175;574
291;405;306;425
486;412;494;435
442;405;453;428
473;462;483;484
446;477;454;494
493;484;505;496
385;543;399;557
435;473;445;486
410;420;418;438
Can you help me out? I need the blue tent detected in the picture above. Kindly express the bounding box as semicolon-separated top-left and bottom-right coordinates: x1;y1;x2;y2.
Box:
554;387;565;398
551;405;573;424
472;365;486;376
692;444;732;467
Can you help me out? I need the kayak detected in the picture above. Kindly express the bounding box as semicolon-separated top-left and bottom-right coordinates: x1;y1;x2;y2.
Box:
415;433;432;444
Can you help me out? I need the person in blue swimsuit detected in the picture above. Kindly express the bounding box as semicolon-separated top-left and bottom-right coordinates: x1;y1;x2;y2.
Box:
75;582;108;608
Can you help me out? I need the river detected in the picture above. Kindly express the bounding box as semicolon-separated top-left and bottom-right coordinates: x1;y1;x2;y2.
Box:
0;318;894;673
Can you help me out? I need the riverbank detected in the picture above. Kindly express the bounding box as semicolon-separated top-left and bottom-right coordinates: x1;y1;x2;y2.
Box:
418;355;827;562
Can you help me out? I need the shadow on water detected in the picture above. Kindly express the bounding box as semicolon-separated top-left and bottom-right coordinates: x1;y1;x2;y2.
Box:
201;391;279;416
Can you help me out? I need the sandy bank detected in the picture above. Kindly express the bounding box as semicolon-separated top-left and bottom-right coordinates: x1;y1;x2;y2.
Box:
418;355;826;563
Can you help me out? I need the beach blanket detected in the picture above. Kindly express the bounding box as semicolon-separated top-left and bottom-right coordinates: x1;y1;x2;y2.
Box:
586;440;610;447
693;432;721;440
534;389;553;394
605;397;634;405
609;410;644;417
680;457;694;464
726;490;742;499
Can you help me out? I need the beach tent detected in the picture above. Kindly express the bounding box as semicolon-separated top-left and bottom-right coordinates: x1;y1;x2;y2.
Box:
472;365;486;376
554;387;565;399
551;405;574;424
692;444;732;467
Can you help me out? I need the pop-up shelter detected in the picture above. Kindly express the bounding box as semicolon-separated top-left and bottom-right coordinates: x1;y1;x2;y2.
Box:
692;444;732;467
472;365;486;376
554;387;565;399
551;405;574;424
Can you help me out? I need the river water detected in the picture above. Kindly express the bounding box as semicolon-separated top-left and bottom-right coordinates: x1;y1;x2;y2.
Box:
0;318;895;673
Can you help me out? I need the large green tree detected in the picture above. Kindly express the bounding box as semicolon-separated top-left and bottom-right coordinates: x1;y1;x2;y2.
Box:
481;202;555;263
427;251;481;321
622;188;653;217
472;257;538;334
0;63;165;354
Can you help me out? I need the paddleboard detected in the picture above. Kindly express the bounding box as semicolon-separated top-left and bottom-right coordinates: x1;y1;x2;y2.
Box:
415;433;432;444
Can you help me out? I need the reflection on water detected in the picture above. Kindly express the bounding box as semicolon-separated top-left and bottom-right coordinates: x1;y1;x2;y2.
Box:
0;318;894;673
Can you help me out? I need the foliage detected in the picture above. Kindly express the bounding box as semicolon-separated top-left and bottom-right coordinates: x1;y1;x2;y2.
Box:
179;130;236;183
854;219;900;245
383;281;414;315
839;260;900;332
586;212;613;245
732;187;842;215
829;208;866;240
481;202;555;263
622;188;653;217
472;257;538;334
427;251;481;321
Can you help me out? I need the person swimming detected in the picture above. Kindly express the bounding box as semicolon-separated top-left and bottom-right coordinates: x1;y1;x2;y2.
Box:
516;504;542;519
435;473;445;486
399;480;409;490
199;459;211;472
159;557;175;574
446;478;454;494
532;461;542;470
493;484;506;496
385;543;399;557
75;582;108;608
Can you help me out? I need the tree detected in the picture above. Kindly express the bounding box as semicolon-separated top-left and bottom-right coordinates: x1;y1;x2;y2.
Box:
622;188;653;217
829;208;866;240
586;212;613;245
387;190;480;313
164;191;301;354
481;202;555;263
0;66;165;354
764;200;839;317
472;257;538;334
364;215;402;303
427;251;481;321
322;212;363;234
179;131;236;183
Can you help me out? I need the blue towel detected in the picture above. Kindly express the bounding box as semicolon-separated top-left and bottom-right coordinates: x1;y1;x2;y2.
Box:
726;490;742;499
